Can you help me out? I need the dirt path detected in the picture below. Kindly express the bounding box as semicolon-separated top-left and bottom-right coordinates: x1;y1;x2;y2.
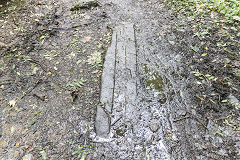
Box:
0;0;239;159
92;0;206;159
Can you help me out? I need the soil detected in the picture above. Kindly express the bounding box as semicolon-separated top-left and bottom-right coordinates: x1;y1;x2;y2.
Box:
0;0;111;159
0;0;239;159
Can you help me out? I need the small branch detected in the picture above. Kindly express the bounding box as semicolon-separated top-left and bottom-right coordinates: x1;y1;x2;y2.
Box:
173;116;190;122
111;115;123;126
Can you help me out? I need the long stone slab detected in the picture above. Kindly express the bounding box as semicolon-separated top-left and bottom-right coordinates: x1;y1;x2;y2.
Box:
95;22;137;138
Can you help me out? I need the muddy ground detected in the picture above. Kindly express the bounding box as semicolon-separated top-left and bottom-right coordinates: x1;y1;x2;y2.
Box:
1;0;111;159
0;0;239;159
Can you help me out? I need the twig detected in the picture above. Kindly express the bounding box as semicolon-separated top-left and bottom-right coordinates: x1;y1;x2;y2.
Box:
100;104;111;116
173;116;190;122
111;115;123;126
173;111;208;130
49;22;92;30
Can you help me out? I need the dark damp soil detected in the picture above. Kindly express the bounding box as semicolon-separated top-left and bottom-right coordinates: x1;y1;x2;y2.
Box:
163;0;240;159
0;0;111;159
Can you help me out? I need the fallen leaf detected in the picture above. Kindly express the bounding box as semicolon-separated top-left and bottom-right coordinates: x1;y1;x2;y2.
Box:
40;150;47;160
81;36;91;43
11;126;15;134
233;16;240;22
147;154;150;160
191;45;200;52
87;52;102;66
221;99;228;103
23;145;30;149
79;14;86;18
15;138;22;147
92;70;99;74
32;66;39;75
9;99;16;107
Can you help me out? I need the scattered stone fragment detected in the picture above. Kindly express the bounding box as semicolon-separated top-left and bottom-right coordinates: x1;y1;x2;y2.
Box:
70;0;99;11
149;123;160;133
22;154;34;160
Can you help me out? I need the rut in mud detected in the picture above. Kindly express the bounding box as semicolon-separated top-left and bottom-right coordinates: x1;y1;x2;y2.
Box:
0;0;239;159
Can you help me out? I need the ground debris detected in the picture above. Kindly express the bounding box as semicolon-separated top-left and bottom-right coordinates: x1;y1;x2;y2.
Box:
149;123;160;133
70;0;99;11
22;154;34;160
33;93;47;101
0;139;8;148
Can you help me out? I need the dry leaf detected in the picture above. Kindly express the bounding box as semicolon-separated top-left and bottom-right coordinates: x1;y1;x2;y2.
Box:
147;154;150;160
9;99;16;107
79;14;86;18
81;36;91;43
87;52;101;66
16;138;22;147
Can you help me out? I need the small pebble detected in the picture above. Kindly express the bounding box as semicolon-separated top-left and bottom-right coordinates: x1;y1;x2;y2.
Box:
149;123;160;133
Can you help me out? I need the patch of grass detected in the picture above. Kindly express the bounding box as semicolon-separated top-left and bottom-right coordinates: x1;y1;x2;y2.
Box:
167;0;240;23
72;144;95;159
43;51;59;60
70;39;79;46
72;145;85;159
66;79;85;90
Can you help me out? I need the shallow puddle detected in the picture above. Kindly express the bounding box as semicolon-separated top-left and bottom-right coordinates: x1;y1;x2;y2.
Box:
143;64;164;92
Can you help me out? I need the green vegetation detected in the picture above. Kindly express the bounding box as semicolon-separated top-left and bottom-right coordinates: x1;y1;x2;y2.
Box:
66;79;86;90
168;0;240;23
166;0;239;111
